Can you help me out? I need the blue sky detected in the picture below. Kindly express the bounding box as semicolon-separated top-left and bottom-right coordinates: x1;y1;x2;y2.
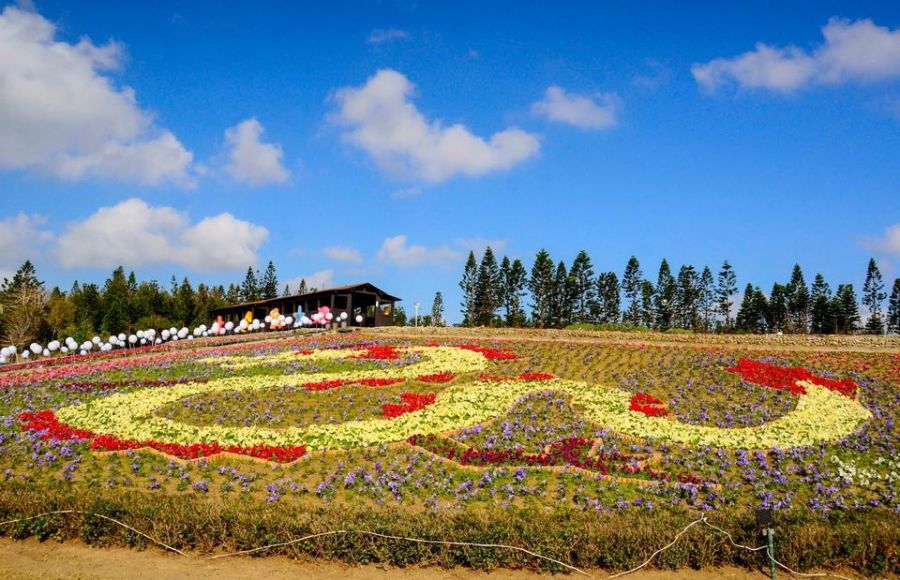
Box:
1;1;898;321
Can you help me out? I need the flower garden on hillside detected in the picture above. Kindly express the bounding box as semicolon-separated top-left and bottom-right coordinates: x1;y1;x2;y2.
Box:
0;334;897;574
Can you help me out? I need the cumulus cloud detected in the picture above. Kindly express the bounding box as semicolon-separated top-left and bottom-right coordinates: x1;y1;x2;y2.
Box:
0;6;195;186
284;270;336;294
367;28;408;45
693;18;900;92
224;118;290;186
531;86;620;130
376;235;461;268
323;245;363;264
332;69;539;183
863;223;900;257
56;198;268;271
0;212;53;275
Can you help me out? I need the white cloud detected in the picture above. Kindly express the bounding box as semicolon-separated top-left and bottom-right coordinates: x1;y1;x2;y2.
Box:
0;212;53;274
376;235;461;268
223;118;290;186
863;223;900;257
367;28;408;45
332;69;539;183
323;245;363;264
693;18;900;92
0;7;195;186
56;198;268;271
531;86;620;130
284;270;336;293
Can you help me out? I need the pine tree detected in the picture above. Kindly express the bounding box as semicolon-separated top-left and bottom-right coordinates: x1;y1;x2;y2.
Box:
529;249;555;328
675;264;698;329
297;279;308;295
473;247;502;326
654;260;676;330
101;267;130;334
736;284;766;333
241;267;259;302
1;260;43;292
459;251;478;326
597;272;620;324
501;258;528;327
697;266;714;332
431;291;444;326
809;274;833;334
862;258;886;334
261;261;279;300
639;280;655;328
225;284;240;304
622;256;642;326
766;283;788;333
887;278;900;334
283;284;291;296
569;250;598;323
174;277;196;326
832;284;860;334
548;261;573;328
716;260;737;331
785;264;809;334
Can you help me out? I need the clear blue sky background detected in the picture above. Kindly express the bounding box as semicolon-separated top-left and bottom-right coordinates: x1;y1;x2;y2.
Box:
1;1;898;322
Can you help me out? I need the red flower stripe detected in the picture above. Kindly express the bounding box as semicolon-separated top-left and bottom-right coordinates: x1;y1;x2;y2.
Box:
480;372;556;382
455;344;520;360
416;372;456;383
350;345;403;360
726;358;857;397
19;410;305;462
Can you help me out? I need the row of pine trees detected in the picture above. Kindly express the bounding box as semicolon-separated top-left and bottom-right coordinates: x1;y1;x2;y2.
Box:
0;260;320;344
458;248;900;334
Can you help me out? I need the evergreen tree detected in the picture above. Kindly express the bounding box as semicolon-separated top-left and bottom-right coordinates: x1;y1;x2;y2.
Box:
654;259;677;330
597;272;620;324
697;266;714;332
225;283;241;304
766;283;788;333
174;277;196;326
192;283;212;326
785;264;809;334
887;278;900;335
101;267;130;335
501;257;527;327
809;274;833;334
548;261;573;328
241;267;260;302
675;264;698;329
862;258;886;334
459;251;478;326
622;256;642;326
639;280;655;328
297;279;308;295
716;260;737;331
569;250;598;323
1;260;43;292
283;284;291;296
529;249;555;328
736;284;766;333
473;247;502;326
832;284;860;334
431;291;444;326
260;261;279;299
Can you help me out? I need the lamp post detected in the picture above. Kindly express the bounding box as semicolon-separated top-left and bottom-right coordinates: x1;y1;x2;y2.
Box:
755;508;776;580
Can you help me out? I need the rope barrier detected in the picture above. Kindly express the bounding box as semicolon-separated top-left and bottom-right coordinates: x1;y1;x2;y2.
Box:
0;509;860;579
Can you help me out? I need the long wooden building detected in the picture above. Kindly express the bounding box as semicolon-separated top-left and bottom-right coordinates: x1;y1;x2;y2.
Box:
209;283;401;327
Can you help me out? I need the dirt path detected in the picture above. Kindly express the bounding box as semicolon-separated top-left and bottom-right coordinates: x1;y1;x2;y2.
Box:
0;537;864;580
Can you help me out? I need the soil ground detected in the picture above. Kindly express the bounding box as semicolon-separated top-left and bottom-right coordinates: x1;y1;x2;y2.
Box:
0;537;872;580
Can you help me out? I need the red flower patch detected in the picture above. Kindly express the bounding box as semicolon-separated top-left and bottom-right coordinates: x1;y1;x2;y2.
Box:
726;358;857;397
382;392;437;418
356;377;406;387
480;372;556;382
350;345;403;360
456;344;520;360
302;379;347;391
629;392;669;417
19;410;94;441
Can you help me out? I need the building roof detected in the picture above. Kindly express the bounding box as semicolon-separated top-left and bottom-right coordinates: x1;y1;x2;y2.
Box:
212;282;401;312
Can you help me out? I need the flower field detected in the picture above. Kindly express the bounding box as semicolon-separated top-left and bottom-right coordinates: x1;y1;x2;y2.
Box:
0;331;897;574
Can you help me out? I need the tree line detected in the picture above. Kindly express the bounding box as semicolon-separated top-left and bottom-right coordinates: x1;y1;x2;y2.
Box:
458;248;900;335
0;260;320;346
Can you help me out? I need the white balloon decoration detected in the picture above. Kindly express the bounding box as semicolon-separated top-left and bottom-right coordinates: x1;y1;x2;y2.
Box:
92;336;101;345
340;312;348;320
22;351;30;359
29;343;42;355
355;315;363;323
61;347;69;354
48;341;60;352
